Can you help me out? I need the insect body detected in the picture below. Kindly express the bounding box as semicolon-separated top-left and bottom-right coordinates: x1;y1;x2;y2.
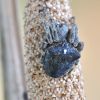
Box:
42;41;80;78
42;17;84;78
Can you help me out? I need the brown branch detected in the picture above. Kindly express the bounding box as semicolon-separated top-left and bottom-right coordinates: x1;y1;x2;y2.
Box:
24;0;85;100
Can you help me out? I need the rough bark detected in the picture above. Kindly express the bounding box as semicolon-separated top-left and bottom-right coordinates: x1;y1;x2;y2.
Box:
24;0;85;99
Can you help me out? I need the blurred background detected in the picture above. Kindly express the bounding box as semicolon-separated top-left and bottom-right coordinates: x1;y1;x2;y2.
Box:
0;0;100;100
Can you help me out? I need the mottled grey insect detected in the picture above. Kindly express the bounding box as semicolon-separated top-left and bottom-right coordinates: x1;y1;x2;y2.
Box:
42;17;84;78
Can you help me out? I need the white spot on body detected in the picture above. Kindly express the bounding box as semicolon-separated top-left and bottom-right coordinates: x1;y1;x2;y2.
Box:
64;49;67;54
